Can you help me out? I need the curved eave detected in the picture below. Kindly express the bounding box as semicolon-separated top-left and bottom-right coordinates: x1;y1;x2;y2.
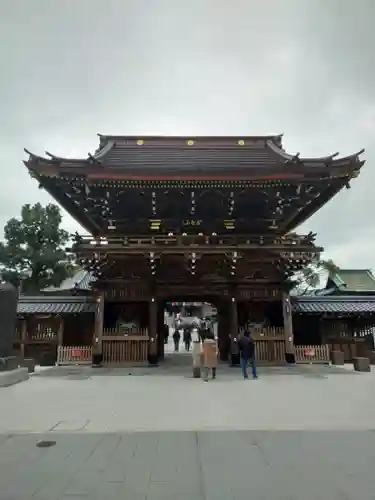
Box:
282;179;348;233
24;148;86;165
23;145;112;169
26;168;100;235
266;140;365;169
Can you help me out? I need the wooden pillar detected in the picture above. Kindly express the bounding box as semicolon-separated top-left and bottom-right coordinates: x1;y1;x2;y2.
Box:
282;292;295;362
230;297;240;365
20;318;27;360
156;303;165;360
148;297;158;365
93;291;104;363
57;316;64;346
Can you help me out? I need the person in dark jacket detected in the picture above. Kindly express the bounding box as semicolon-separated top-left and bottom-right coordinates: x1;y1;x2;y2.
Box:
172;329;181;352
238;330;258;379
163;324;169;344
183;328;192;351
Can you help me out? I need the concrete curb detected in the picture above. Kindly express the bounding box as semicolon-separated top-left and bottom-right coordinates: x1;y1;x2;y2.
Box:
0;367;29;387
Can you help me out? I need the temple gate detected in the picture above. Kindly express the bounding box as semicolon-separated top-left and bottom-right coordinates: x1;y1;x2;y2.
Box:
24;134;365;366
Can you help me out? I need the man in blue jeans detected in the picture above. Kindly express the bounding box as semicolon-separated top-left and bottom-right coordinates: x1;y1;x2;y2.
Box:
238;330;258;379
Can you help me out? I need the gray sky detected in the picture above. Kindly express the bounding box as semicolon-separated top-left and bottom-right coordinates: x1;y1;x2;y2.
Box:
1;0;374;268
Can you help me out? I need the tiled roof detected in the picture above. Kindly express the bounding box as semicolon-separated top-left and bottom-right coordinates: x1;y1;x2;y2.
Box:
17;296;95;314
328;269;375;292
293;296;375;313
42;270;94;292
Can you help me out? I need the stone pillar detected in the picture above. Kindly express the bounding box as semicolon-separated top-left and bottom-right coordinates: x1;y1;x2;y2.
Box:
93;291;104;366
148;298;158;365
282;292;295;363
230;297;240;366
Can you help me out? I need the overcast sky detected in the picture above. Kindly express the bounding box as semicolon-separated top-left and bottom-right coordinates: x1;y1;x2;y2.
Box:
1;0;374;269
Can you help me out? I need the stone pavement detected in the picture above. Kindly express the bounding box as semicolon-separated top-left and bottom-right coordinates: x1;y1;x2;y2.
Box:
1;365;375;499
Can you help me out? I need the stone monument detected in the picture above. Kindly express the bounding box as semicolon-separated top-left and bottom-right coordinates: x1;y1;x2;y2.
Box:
0;282;28;386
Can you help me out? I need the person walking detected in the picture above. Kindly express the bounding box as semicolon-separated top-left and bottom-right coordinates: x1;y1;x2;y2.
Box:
238;330;258;379
163;323;169;344
183;328;192;351
172;329;181;352
201;336;218;382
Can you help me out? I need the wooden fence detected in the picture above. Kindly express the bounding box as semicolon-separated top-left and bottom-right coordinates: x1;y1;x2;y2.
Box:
295;345;330;364
57;346;93;365
254;340;285;364
102;337;149;364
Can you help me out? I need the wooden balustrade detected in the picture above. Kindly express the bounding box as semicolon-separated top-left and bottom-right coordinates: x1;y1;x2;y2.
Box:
238;326;284;339
75;233;313;247
103;327;148;337
29;330;57;342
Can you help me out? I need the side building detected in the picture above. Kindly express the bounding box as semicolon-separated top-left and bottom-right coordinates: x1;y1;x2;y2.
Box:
292;269;375;362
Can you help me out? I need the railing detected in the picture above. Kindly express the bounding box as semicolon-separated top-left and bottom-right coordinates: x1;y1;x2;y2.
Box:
102;337;149;364
28;329;58;342
239;326;284;339
295;345;330;364
73;233;317;249
103;327;148;336
57;346;93;365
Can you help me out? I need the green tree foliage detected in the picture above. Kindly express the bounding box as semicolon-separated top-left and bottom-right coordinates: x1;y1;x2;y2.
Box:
0;203;75;292
292;258;340;295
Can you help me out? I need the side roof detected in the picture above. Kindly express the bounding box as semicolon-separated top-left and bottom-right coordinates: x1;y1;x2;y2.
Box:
42;270;94;293
17;295;95;314
326;269;375;293
292;294;375;313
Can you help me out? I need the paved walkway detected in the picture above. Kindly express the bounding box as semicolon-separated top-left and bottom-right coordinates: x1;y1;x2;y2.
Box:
1;365;375;499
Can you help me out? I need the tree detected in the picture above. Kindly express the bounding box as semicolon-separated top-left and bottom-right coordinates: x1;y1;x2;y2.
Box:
291;258;340;295
0;203;75;292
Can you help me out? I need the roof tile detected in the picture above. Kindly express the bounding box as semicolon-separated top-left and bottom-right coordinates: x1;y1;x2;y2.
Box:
17;296;95;314
293;296;375;313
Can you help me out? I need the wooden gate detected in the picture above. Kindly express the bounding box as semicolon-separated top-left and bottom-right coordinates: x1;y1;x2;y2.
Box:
102;328;149;364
